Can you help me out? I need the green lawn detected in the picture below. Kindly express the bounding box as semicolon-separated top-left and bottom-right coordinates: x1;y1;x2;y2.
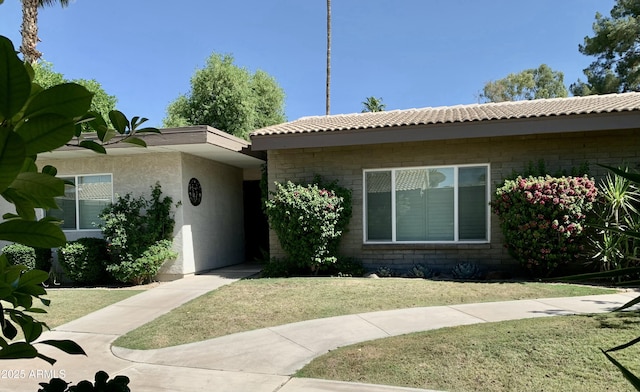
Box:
298;311;640;392
19;278;635;390
113;277;617;349
6;288;143;342
34;288;143;329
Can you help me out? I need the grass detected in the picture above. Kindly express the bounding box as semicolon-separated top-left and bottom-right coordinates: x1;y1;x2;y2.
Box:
297;311;640;392
113;277;617;349
18;288;143;332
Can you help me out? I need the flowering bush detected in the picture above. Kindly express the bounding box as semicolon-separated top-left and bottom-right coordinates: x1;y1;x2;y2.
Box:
265;180;350;273
491;175;597;277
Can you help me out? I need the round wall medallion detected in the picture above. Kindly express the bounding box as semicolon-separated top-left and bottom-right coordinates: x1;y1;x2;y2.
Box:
188;178;202;206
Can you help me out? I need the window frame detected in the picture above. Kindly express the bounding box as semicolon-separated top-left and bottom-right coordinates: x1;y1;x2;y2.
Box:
52;173;114;231
362;164;490;244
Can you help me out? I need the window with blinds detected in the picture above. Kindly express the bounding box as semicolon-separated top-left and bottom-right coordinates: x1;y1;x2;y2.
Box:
364;165;489;243
47;174;113;230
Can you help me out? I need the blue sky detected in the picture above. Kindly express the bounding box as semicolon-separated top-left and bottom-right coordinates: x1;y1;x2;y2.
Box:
0;0;615;127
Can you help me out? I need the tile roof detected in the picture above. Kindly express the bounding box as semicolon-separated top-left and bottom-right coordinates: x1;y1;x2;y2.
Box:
252;92;640;136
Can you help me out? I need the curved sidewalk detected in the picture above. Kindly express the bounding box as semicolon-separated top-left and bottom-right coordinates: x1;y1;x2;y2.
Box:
2;265;638;392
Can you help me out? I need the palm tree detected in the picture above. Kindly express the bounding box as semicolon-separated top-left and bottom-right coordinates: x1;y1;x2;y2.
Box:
20;0;70;63
361;96;386;112
325;0;331;115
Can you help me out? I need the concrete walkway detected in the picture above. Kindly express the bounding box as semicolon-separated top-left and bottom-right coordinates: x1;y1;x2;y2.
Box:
2;264;638;392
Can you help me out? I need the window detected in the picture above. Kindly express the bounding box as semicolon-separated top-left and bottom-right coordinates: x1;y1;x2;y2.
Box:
47;174;113;230
364;165;489;243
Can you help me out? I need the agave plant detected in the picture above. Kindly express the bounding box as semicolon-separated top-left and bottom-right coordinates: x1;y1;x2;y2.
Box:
451;262;482;280
407;264;434;279
375;265;393;277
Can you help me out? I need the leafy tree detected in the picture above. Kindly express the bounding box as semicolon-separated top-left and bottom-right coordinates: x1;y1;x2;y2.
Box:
252;70;288;129
32;61;64;87
163;53;285;140
361;96;386;112
480;64;568;102
572;0;640;95
34;62;118;131
20;0;70;63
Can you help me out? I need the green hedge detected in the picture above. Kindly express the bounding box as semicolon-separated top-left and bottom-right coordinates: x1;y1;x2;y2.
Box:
2;243;36;271
58;237;109;284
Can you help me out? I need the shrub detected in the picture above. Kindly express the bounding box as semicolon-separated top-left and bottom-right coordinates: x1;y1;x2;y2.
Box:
491;175;597;277
261;256;364;278
99;183;179;284
260;257;305;278
106;239;177;285
508;159;590;180
265;179;351;274
326;257;365;277
57;238;109;284
2;243;36;271
589;169;640;274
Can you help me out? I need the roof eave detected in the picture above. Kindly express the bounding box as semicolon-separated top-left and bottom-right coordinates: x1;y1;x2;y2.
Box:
250;111;640;151
44;125;266;169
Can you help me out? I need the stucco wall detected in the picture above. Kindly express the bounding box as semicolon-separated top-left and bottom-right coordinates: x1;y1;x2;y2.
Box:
40;152;184;238
162;153;245;279
1;144;250;282
36;152;185;277
266;129;640;272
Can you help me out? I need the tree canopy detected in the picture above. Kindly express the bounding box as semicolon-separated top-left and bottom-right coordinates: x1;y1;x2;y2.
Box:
33;61;117;129
480;64;568;102
572;0;640;95
163;53;286;140
361;96;386;112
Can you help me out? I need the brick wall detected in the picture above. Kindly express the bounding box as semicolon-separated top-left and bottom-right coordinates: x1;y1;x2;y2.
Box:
266;129;640;273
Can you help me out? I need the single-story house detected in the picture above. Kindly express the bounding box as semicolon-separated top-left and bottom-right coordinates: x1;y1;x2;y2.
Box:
0;126;267;281
3;93;639;280
250;92;640;273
